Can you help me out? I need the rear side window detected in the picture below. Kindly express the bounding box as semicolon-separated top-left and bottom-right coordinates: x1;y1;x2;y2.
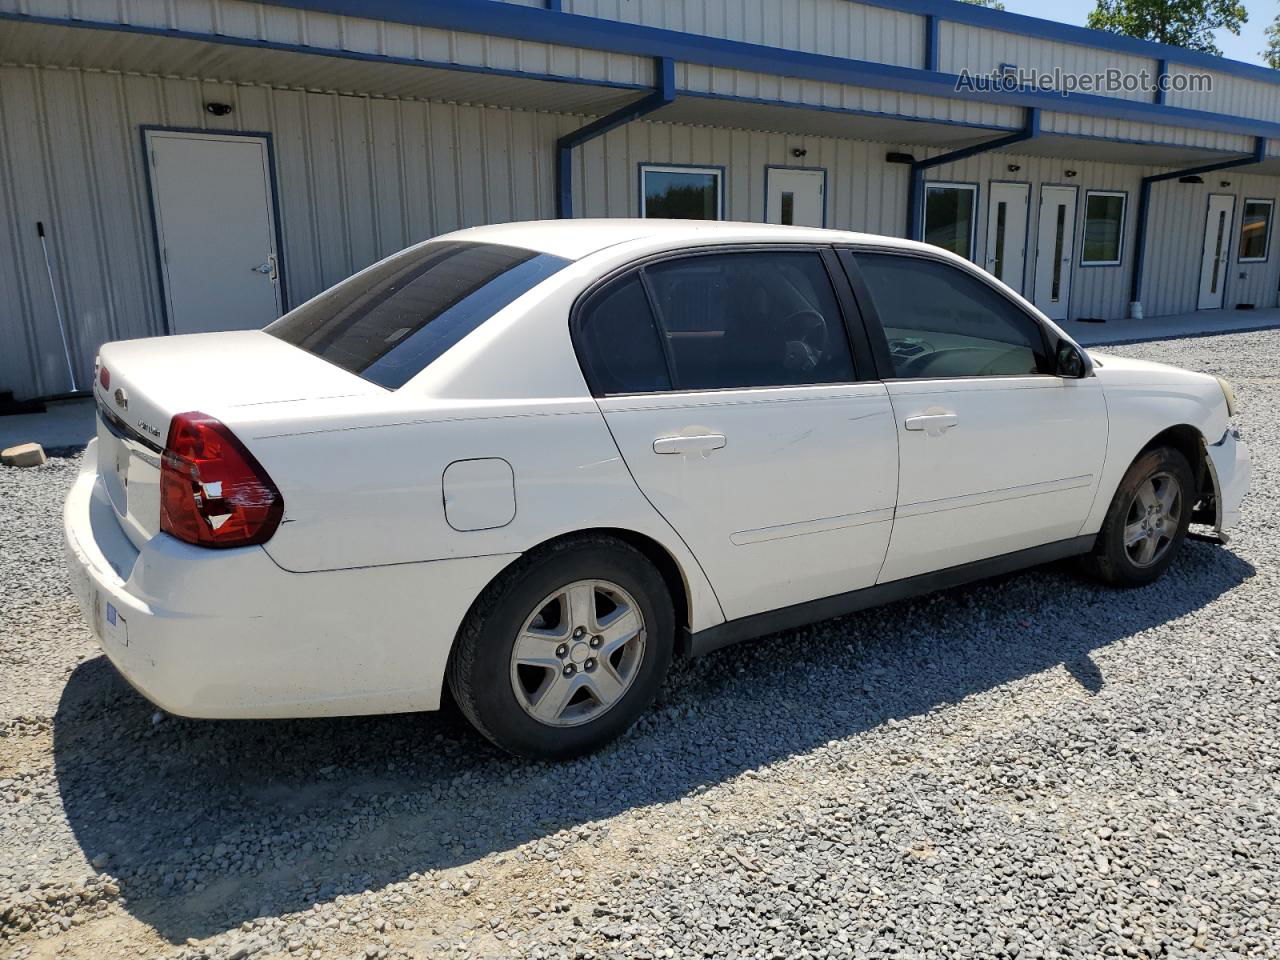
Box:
644;251;856;390
575;276;672;395
267;241;570;389
853;253;1049;379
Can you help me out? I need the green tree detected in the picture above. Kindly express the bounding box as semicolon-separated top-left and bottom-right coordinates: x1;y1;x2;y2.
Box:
1085;0;1246;56
1264;14;1280;67
961;0;1007;9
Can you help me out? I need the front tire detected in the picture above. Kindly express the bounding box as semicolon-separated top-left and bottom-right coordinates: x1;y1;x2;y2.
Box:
1082;446;1194;587
447;535;674;759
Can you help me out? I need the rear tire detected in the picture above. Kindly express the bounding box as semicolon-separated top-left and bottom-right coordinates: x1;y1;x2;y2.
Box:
446;535;674;760
1082;446;1194;587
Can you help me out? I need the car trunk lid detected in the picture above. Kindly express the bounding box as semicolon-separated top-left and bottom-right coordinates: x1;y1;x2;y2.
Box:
93;331;380;550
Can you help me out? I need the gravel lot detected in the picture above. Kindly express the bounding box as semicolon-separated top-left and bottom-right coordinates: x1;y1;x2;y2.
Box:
2;329;1278;960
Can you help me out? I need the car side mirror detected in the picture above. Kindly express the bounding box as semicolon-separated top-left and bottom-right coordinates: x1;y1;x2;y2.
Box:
1055;341;1088;378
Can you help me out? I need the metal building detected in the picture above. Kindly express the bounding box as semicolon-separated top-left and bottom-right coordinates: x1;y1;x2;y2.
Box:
4;0;1280;399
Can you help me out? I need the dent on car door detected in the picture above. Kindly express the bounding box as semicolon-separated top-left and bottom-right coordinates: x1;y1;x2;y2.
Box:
575;248;900;621
841;250;1108;583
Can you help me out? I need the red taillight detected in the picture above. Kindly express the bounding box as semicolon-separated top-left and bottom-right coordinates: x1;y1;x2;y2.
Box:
99;365;110;390
159;412;284;548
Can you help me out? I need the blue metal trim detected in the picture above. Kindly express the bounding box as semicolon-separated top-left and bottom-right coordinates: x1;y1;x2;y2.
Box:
545;0;562;9
557;58;675;218
924;15;939;72
848;0;1280;87
1154;59;1168;106
1129;137;1266;306
139;126;290;335
1078;189;1128;268
763;165;829;227
1238;197;1276;264
9;7;1280;140
638;163;726;219
908;108;1039;240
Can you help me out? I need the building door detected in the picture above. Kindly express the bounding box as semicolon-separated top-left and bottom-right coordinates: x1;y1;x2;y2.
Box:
985;182;1029;294
1198;194;1236;311
765;168;825;227
1033;185;1077;321
145;130;283;335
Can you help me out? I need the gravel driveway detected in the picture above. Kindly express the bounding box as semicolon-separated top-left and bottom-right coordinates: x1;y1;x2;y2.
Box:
2;329;1277;960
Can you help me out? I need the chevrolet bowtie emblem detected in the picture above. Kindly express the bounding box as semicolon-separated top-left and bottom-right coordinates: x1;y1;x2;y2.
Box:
114;387;128;410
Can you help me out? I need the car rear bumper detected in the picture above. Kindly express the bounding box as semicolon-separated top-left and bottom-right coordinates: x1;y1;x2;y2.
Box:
64;439;516;719
1206;427;1250;535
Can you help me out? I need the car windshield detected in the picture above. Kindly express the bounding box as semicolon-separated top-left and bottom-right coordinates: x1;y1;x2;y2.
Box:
266;240;571;389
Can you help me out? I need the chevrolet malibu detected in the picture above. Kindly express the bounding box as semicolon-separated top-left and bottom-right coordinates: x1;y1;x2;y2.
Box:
64;220;1250;758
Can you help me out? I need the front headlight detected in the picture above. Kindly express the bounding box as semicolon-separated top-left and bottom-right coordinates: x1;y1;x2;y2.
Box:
1215;376;1238;417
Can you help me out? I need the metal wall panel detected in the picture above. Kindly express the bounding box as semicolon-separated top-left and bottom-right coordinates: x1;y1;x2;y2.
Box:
674;64;1023;131
1040;111;1254;156
1;0;655;89
1164;65;1280;126
554;0;924;67
0;64;564;397
939;22;1157;104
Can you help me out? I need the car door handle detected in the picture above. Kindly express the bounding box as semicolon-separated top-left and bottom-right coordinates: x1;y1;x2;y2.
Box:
904;413;959;436
653;434;727;456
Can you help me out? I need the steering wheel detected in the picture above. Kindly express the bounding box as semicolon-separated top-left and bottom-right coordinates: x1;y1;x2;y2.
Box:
781;309;828;372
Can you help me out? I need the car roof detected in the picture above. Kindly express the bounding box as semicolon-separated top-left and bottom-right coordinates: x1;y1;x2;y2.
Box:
441;218;934;261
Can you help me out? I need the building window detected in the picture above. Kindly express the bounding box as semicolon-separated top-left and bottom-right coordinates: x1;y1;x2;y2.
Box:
640;165;722;220
1081;191;1126;266
923;183;977;260
1238;198;1274;262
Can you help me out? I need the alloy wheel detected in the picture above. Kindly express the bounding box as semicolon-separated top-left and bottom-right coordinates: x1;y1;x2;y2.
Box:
1123;471;1182;567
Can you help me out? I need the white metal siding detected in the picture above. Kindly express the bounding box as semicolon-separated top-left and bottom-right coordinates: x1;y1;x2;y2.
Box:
1040;111;1255;156
938;22;1157;104
1;0;655;89
674;64;1023;131
0;64;564;397
562;0;923;67
1164;65;1280;126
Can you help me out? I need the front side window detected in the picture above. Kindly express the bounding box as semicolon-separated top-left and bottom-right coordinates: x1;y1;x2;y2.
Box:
1082;191;1126;266
853;252;1050;379
267;241;569;389
1238;198;1274;262
923;183;977;260
644;251;856;390
641;165;722;220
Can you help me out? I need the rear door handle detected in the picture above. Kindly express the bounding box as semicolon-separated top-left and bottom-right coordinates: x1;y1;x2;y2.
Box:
653;434;727;456
904;413;959;436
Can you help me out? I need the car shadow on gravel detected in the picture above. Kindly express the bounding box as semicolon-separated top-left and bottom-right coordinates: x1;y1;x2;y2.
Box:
52;540;1253;944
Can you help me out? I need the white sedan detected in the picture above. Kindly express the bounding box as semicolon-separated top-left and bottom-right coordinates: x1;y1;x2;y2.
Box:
64;220;1250;758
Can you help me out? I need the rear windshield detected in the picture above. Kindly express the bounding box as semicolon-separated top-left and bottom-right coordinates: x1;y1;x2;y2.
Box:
266;241;571;389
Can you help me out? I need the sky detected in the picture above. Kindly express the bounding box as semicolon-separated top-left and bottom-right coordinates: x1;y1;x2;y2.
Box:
997;0;1275;66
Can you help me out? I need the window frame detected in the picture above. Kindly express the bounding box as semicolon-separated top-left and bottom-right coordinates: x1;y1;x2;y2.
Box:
836;245;1061;383
1079;190;1128;268
569;243;877;398
921;181;980;262
1237;197;1275;264
638;164;725;220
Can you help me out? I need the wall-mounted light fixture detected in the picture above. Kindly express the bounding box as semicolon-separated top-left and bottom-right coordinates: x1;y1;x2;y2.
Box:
1007;164;1021;173
1179;175;1204;184
886;152;915;165
1064;169;1077;178
791;148;808;158
205;101;234;117
1220;180;1232;188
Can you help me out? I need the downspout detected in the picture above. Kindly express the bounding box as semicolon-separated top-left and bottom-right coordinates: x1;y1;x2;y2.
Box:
906;107;1040;240
556;57;676;219
1128;136;1266;319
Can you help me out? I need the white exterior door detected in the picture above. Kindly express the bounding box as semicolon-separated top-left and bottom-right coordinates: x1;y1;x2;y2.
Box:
1033;185;1078;321
765;168;825;227
985;182;1030;294
145;130;283;335
1198;194;1236;310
